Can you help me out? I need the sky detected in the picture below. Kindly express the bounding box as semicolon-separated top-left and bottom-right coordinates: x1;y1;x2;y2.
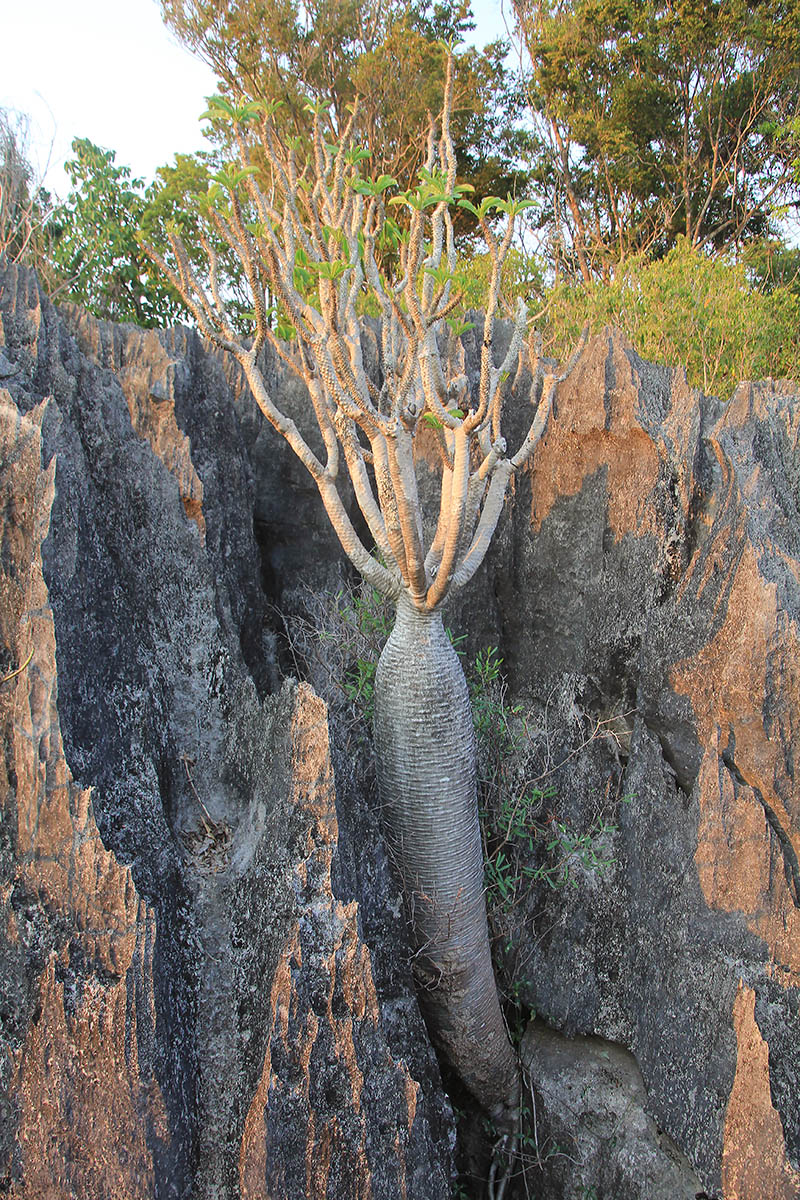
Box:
1;0;512;199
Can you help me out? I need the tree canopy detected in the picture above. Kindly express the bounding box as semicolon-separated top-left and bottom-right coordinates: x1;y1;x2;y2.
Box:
513;0;800;281
48;139;186;326
160;0;529;222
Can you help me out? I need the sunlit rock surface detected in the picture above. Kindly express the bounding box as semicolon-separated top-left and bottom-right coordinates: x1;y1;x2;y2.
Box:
1;262;797;1199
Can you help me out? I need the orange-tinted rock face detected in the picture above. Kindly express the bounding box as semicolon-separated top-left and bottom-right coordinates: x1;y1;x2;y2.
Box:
666;383;800;1196
469;335;800;1198
0;395;167;1198
239;686;429;1200
529;335;663;539
722;984;800;1200
673;544;800;984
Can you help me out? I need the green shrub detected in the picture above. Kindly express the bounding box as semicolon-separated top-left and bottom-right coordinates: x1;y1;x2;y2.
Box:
468;647;618;916
540;239;800;400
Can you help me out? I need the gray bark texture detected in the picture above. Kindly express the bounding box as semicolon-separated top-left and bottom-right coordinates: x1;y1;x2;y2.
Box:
374;600;519;1120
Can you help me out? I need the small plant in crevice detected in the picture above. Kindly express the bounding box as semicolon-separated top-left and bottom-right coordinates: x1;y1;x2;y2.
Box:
469;647;620;915
279;579;394;737
483;1074;583;1200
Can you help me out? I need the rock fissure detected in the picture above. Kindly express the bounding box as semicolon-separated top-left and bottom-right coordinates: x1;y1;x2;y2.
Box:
721;744;800;910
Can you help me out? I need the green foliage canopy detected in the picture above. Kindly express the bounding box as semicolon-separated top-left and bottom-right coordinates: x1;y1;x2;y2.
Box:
49;138;186;326
160;0;530;226
538;237;800;399
513;0;800;281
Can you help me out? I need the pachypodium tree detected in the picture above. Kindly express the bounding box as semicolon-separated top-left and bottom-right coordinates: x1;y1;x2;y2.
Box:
146;54;583;1122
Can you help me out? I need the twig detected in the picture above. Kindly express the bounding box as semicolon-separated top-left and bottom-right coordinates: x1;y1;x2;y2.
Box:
527;708;638;785
0;647;33;687
180;753;217;829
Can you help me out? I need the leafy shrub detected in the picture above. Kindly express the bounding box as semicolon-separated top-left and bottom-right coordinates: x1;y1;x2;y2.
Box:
451;246;545;314
540;238;800;400
281;581;394;733
469;647;617;917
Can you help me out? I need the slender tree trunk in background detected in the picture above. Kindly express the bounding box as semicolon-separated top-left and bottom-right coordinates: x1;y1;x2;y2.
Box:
373;600;520;1122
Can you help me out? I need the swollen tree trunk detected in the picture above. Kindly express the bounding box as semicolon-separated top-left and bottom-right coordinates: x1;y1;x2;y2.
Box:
148;61;586;1123
373;599;519;1121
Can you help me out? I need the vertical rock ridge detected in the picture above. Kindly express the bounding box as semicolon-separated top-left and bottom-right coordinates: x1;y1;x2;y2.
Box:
239;684;451;1200
64;312;206;536
0;394;166;1198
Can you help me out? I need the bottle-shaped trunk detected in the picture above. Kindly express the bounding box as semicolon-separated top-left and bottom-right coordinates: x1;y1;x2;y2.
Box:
373;600;518;1120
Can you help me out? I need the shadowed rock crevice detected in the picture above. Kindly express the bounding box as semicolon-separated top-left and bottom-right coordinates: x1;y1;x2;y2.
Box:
722;744;800;911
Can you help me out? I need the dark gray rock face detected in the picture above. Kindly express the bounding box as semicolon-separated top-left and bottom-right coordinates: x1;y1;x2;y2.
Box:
2;263;798;1200
467;335;800;1199
0;264;453;1200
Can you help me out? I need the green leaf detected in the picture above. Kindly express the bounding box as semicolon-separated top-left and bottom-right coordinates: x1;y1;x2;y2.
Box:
479;196;503;217
201;95;236;123
425;263;453;287
344;147;371;166
293;264;314;293
314;260;351;282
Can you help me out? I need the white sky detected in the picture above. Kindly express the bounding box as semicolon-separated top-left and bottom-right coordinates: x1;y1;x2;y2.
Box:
1;0;511;199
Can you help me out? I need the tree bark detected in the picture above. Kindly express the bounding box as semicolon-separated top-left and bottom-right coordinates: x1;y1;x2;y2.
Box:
373;599;519;1122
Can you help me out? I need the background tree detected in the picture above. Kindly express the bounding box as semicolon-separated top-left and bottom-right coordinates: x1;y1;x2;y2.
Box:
48;138;187;326
145;57;584;1123
512;0;800;282
0;109;56;287
160;0;529;222
139;151;254;330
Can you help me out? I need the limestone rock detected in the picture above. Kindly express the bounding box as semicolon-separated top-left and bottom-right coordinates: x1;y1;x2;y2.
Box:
2;261;798;1199
0;395;166;1199
0;264;453;1199
476;332;800;1200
